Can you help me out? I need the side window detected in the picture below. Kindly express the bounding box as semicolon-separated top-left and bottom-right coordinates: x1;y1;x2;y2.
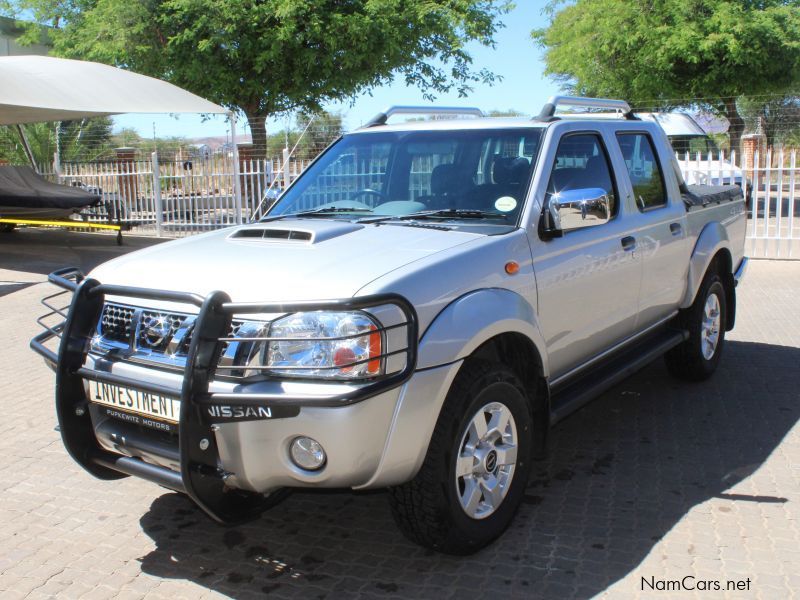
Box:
617;133;668;210
545;133;617;218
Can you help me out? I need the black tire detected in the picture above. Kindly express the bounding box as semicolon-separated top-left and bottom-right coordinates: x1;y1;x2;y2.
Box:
0;223;16;233
388;360;533;555
665;268;727;381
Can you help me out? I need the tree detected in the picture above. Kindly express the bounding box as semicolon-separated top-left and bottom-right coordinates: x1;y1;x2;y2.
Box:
532;0;800;152
9;0;511;159
294;111;345;158
738;95;800;149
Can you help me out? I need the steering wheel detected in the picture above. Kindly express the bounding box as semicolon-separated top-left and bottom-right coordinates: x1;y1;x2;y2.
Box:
350;188;385;203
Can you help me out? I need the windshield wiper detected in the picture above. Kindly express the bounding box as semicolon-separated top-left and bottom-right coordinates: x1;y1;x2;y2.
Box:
360;209;508;224
262;206;374;221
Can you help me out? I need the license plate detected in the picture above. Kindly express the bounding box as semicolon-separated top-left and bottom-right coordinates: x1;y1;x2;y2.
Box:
87;380;180;424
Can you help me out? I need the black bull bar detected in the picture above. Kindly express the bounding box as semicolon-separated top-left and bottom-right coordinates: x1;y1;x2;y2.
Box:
31;267;418;523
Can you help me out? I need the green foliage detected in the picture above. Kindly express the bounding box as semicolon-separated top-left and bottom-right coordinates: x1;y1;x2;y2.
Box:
60;117;115;161
294;111;345;158
533;0;800;150
0;123;54;165
738;95;800;148
261;111;344;158
0;118;201;165
0;117;114;165
486;108;526;117
708;132;730;152
109;128;192;158
10;0;511;157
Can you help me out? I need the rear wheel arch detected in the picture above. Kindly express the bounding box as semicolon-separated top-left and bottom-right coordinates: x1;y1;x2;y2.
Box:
704;249;735;331
682;222;731;309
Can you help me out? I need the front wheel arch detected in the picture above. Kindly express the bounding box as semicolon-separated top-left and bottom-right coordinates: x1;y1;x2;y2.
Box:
388;359;534;554
471;333;549;458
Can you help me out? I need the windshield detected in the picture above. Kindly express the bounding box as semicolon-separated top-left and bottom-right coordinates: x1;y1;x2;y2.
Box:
266;128;543;223
668;134;720;156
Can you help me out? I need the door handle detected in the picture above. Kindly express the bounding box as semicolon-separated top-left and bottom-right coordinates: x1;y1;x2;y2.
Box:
670;222;683;236
621;236;636;251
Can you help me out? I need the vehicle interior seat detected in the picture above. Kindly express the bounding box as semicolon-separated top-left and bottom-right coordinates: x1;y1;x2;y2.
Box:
418;163;466;209
464;155;531;211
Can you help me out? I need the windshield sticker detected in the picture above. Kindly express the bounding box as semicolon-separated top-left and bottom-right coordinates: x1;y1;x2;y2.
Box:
495;196;517;212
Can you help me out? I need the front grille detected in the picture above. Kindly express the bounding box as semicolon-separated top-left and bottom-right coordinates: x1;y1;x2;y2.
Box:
99;304;135;342
95;303;247;364
137;311;187;352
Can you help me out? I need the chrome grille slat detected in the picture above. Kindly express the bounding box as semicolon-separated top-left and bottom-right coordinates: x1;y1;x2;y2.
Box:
94;302;248;370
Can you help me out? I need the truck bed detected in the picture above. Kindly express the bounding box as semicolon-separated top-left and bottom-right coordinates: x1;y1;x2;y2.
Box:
682;184;743;208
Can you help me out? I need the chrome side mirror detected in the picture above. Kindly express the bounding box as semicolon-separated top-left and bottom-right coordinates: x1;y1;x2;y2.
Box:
547;187;612;233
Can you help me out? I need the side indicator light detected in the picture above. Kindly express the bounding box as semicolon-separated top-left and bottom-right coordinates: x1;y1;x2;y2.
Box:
505;261;520;275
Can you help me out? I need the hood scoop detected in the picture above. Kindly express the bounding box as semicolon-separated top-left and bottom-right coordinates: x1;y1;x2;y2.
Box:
231;228;312;241
228;221;364;244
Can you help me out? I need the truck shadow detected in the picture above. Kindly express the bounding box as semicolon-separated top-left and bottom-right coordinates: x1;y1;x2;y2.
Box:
137;340;798;598
0;228;164;277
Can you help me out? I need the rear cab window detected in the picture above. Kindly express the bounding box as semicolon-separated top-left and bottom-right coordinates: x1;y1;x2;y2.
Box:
616;133;668;211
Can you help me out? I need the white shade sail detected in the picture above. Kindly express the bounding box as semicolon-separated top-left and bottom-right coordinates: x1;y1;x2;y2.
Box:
0;55;229;125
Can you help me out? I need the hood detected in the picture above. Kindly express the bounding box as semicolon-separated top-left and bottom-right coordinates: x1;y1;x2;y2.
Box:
90;219;483;306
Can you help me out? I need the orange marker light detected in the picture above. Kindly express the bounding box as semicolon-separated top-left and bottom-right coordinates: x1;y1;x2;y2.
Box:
367;326;382;374
505;261;520;275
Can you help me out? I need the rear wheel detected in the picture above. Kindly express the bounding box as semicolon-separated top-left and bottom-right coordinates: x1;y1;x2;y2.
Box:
0;223;16;233
388;360;533;554
665;268;727;381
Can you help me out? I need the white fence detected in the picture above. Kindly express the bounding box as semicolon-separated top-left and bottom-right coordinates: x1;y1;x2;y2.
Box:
44;152;313;237
41;147;800;259
676;149;800;259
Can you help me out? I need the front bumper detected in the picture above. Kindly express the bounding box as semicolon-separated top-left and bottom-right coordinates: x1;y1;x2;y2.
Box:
31;268;419;523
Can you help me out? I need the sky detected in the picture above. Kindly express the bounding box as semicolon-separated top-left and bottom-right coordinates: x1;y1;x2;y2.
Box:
111;2;561;140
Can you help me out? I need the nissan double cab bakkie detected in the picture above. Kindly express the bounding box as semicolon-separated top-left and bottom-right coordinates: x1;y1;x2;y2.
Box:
32;96;748;555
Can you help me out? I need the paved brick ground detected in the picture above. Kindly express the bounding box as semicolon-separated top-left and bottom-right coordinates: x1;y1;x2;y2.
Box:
0;230;798;599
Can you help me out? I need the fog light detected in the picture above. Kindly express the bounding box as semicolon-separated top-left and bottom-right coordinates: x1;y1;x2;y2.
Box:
290;436;326;471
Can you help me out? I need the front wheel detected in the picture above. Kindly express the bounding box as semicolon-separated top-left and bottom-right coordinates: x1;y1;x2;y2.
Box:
388;360;533;554
665;269;727;381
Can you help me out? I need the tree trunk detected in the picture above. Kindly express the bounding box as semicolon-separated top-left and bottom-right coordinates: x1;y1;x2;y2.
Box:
723;97;745;155
244;111;268;160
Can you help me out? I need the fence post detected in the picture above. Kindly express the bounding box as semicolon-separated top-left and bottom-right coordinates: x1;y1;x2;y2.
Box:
230;113;244;225
152;151;163;237
114;147;139;216
741;133;764;184
53;151;62;184
282;148;290;190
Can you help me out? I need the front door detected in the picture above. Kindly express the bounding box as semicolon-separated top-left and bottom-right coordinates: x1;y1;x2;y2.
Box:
530;131;643;379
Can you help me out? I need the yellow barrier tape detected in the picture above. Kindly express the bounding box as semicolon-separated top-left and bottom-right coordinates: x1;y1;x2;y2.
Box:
0;218;120;231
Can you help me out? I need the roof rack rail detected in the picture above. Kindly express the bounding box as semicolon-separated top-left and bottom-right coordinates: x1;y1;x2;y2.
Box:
536;96;636;122
363;105;484;128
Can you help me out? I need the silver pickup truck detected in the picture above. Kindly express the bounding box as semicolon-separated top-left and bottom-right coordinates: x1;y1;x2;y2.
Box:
32;96;747;555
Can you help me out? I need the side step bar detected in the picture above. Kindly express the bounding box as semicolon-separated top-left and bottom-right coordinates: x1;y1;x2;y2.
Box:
550;328;688;425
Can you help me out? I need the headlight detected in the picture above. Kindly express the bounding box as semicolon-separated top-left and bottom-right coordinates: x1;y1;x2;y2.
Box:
242;311;383;380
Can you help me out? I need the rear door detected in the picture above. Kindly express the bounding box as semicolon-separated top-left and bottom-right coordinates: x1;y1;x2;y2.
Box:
530;129;642;379
614;131;691;327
